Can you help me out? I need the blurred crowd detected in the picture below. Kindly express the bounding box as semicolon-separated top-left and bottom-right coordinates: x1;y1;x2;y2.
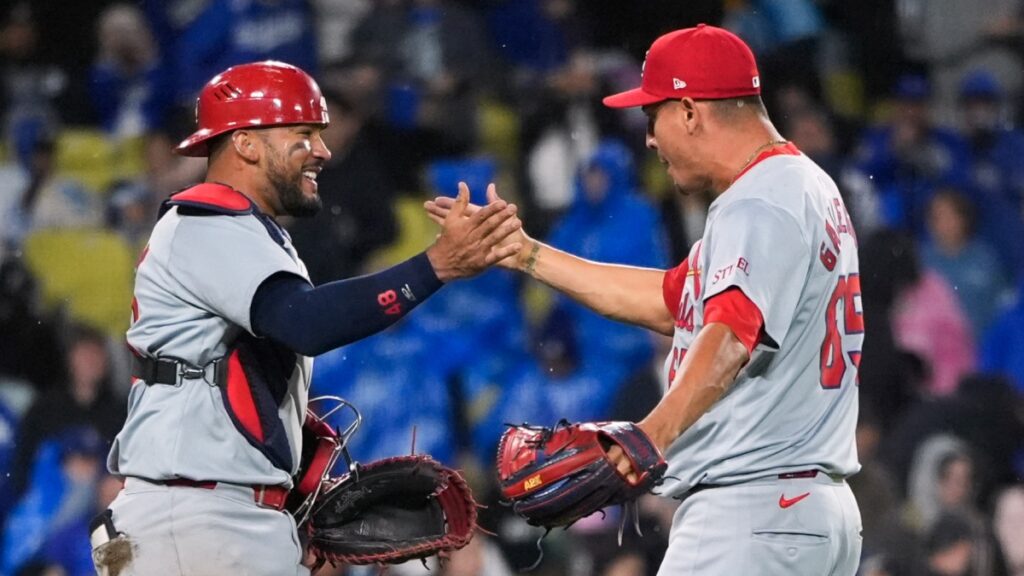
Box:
0;0;1023;575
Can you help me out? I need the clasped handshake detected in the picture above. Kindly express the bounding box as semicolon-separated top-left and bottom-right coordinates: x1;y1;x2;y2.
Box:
422;182;535;282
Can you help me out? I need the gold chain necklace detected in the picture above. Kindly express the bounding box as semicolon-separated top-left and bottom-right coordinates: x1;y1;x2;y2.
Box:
735;139;788;181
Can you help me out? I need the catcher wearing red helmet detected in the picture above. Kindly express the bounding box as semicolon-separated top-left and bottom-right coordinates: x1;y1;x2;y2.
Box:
90;61;521;575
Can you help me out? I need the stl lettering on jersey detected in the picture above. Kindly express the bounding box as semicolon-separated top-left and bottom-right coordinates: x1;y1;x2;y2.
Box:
712;256;751;285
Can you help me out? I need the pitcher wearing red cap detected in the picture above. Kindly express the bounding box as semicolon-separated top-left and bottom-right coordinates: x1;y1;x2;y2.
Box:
428;24;864;575
91;61;520;575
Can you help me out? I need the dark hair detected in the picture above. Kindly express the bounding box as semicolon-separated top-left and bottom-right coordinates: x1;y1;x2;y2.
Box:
926;512;974;554
206;132;232;159
69;322;106;349
937;450;972;482
705;95;769;120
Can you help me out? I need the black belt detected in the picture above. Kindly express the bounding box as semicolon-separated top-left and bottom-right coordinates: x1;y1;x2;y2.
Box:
131;356;210;385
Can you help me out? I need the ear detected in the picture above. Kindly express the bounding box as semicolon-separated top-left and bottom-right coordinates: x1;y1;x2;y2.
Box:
232;131;260;163
679;97;701;135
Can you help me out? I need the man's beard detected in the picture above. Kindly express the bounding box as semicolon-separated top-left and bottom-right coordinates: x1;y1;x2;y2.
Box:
267;152;322;218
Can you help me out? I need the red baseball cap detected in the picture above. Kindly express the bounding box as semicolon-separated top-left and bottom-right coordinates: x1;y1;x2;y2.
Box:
603;24;761;108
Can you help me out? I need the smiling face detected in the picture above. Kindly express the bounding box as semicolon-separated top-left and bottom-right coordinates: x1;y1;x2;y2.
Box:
257;125;331;217
642;99;710;195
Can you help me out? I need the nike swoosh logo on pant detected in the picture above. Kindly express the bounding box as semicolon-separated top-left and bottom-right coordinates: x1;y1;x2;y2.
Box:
778;492;811;509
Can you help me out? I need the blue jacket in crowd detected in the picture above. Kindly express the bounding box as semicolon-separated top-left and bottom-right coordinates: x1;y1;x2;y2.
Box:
980;280;1024;395
144;0;318;105
546;139;669;371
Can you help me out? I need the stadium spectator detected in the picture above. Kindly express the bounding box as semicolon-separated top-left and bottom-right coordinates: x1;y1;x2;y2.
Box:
896;0;1022;126
516;46;632;236
309;319;457;467
993;485;1024;576
891;240;976;397
725;0;828;114
904;436;1007;574
825;0;907;106
142;0;318;107
310;0;372;67
0;256;63;398
905;435;975;533
956;69;1024;277
545;139;668;371
922;511;976;576
922;188;1011;338
0;122;101;247
980;279;1024;394
486;0;588;79
783;103;884;233
287;91;399;283
881;375;1024;502
9;323;124;500
852;74;972;235
0;4;67;142
89;3;172;140
2;426;109;576
351;0;490;157
104;179;157;252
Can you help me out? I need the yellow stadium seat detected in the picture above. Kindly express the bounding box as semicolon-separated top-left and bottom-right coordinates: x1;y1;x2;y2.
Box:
54;129;147;195
55;129;118;194
22;228;136;337
114;135;148;181
823;71;866;121
477;98;520;166
364;197;437;270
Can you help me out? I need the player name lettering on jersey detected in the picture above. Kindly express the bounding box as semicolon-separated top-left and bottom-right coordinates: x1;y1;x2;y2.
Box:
820;197;856;271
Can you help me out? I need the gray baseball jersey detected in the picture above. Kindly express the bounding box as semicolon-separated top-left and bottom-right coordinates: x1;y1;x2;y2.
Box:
660;145;862;496
108;184;312;488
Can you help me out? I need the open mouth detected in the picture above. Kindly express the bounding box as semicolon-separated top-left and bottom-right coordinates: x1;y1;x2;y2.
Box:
302;168;321;191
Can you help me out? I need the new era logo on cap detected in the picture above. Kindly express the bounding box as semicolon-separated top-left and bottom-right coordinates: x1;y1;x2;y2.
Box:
603;24;762;108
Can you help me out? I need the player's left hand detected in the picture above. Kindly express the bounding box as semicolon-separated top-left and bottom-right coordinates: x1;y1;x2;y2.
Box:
425;183;533;271
425;181;523;281
605;444;640;485
496;421;667;529
607;420;672;485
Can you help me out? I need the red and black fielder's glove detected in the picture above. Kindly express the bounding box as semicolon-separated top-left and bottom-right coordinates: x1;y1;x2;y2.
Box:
496;421;667;528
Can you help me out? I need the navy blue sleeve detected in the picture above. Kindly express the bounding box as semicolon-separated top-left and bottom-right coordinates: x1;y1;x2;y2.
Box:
250;252;443;356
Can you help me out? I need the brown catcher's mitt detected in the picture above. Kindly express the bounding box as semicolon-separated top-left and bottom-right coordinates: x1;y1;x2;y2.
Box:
306;455;477;567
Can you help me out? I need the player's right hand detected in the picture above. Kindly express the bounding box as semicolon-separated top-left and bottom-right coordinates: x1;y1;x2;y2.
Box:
425;184;532;272
424;182;524;281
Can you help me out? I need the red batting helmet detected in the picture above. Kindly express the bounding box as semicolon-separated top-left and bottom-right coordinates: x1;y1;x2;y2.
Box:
175;61;330;157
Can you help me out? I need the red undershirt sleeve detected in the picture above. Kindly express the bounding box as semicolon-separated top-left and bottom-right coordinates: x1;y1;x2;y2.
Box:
703;287;765;355
662;260;689;318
